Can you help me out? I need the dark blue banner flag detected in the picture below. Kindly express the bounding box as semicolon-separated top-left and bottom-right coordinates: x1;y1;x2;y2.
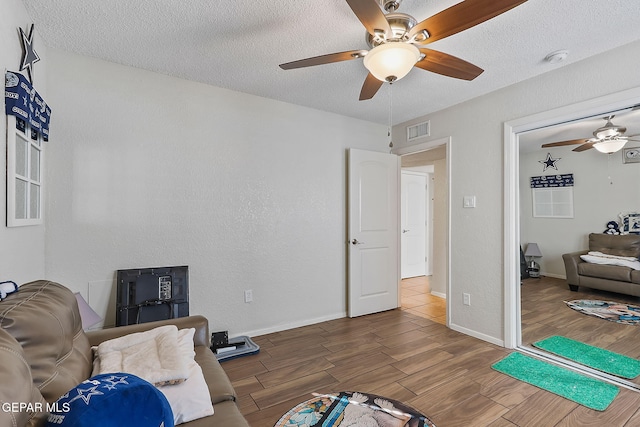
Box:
5;71;52;140
530;173;574;188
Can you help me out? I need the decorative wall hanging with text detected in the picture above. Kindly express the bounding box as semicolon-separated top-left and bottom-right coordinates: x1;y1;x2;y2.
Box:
5;71;52;141
530;174;574;188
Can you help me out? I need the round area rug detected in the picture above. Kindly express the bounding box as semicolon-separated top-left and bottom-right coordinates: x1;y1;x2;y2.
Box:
274;391;435;427
565;300;640;325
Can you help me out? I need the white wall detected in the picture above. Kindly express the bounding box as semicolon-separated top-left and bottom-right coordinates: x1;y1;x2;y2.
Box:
520;145;640;277
1;0;48;284
394;40;640;344
426;171;434;277
44;49;388;335
431;159;447;297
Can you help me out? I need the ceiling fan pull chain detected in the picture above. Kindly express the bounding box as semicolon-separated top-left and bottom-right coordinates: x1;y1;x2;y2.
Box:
388;82;393;150
607;153;614;185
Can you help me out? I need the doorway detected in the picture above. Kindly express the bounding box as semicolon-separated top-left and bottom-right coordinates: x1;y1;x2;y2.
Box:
396;139;450;325
505;87;640;389
401;276;446;324
401;169;429;279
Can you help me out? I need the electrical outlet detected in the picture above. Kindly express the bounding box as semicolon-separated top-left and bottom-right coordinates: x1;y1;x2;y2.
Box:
244;289;253;303
463;196;476;208
463;293;471;306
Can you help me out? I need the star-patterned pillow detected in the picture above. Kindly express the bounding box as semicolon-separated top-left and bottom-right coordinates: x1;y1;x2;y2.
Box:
46;373;173;427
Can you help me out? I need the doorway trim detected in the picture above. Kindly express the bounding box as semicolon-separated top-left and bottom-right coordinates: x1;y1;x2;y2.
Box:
503;86;640;349
394;137;451;326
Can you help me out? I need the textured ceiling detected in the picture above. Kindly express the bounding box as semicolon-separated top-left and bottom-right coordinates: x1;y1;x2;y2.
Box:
20;0;640;125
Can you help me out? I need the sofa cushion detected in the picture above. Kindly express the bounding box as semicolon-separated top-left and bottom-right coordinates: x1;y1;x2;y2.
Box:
195;345;237;404
578;262;632;282
46;373;173;427
589;233;640;258
0;327;47;427
0;281;92;403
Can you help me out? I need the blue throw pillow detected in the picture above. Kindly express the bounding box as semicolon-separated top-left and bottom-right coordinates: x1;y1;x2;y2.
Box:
46;373;173;427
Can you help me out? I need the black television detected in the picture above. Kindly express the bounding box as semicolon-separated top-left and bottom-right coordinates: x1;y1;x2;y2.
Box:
115;265;189;327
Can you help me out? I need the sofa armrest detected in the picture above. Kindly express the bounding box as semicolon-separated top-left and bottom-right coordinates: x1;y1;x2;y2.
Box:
86;315;210;347
562;250;588;286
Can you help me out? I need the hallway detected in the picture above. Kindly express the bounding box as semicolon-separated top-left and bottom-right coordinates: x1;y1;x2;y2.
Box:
400;275;446;324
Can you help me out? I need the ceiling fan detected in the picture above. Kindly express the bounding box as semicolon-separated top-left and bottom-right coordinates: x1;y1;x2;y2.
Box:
541;116;640;154
279;0;528;101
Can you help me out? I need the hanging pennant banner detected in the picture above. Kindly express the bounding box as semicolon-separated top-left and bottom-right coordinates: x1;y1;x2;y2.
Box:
4;71;52;140
530;173;574;188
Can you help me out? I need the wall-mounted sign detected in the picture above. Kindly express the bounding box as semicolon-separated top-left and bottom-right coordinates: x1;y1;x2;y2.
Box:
5;71;51;140
530;174;574;188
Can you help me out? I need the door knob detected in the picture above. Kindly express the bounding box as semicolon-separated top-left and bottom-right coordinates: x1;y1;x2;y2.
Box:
351;239;364;245
402;229;410;233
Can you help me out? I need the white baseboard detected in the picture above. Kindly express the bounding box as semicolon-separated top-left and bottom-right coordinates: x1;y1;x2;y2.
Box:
449;322;505;347
539;272;566;280
431;291;446;299
238;311;347;338
240;309;504;350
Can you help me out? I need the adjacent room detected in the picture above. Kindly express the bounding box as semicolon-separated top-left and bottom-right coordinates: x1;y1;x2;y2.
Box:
519;108;640;387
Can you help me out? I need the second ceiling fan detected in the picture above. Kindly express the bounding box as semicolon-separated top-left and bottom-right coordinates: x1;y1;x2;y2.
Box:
542;116;640;154
279;0;528;100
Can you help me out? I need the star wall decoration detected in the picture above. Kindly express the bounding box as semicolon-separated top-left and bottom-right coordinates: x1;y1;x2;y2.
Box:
539;153;561;172
19;24;40;83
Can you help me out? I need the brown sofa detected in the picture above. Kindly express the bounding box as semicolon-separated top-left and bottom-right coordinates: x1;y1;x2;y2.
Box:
0;280;249;427
563;233;640;296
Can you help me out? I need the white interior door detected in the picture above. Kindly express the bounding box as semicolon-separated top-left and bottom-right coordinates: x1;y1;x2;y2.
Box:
401;171;426;278
348;148;399;317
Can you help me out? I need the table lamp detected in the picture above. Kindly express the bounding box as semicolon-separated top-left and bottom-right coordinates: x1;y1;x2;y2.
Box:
524;243;543;278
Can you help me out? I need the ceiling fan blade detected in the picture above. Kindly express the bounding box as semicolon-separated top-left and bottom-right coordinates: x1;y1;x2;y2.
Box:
279;50;367;70
346;0;392;37
573;142;595;152
541;139;589;148
359;72;384;100
409;0;528;45
415;49;483;80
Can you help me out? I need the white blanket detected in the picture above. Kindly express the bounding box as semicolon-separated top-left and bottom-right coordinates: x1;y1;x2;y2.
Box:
581;251;640;270
96;325;189;386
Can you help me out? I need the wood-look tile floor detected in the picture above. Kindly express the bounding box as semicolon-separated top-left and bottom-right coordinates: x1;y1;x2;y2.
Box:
521;275;640;386
401;275;446;325
224;298;640;427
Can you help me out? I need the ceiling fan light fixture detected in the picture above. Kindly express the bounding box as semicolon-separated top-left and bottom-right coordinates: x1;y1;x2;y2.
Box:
593;116;626;140
364;42;420;82
593;138;627;154
410;29;430;43
595;128;618;139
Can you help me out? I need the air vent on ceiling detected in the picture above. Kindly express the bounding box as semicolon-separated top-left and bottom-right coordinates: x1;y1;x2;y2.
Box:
407;120;430;141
